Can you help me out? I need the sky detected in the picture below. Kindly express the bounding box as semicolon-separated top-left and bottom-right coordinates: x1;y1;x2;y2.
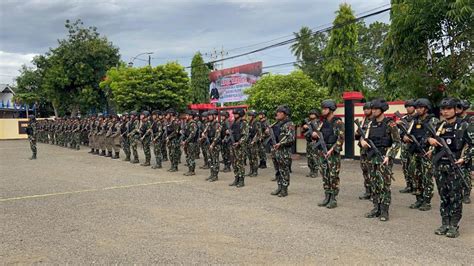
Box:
0;0;390;85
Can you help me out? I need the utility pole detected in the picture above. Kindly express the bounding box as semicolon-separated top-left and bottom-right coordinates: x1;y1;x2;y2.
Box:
205;46;228;70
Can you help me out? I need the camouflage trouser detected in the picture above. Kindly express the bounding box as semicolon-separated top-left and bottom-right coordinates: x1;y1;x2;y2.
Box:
463;159;472;198
168;138;180;170
307;143;320;175
271;147;291;187
409;154;434;201
142;137;151;163
434;163;464;226
221;143;231;168
201;142;209;166
209;144;221;177
400;145;413;189
231;144;246;177
247;142;259;174
121;137;130;158
152;141;163;167
320;151;341;195
112;136;120;153
74;132;81;149
258;142;267;162
106;136;114;153
99;135;106;151
131;136;140;160
360;153;371;192
161;143;168;160
29;136;37;155
369;158;393;205
185;143;198;172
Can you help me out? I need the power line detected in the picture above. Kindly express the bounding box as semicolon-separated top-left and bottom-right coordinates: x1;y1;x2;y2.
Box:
185;6;392;69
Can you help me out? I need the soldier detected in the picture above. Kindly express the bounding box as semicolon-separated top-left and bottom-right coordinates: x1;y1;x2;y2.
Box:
73;117;82;150
128;111;140;163
220;111;232;172
120;113;131;161
110;115;121;159
165;109;180;172
258;110;268;169
246;110;262;177
105;115;116;157
360;99;401;221
182;110;199;175
204;110;222;182
317;100;345;209
399;100;417;193
268;105;295;197
140;111;152;166
456;99;472;204
355;102;372;200
227;108;249;188
26;115;37;160
193;111;202;160
427;97;471;238
88;114;97;154
302;109;321;178
406;98;438;211
199;112;210;169
151;110;164;169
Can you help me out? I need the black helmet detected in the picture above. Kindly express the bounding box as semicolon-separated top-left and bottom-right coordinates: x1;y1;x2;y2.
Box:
208;110;218;116
309;109;320;115
220;111;229;117
321;99;337;111
233;108;245;116
404;99;416;108
415;98;432;111
130;111;138;116
439;97;458;109
457;99;471;110
248;110;257;117
258;110;266;116
142;111;150;117
371;99;389;112
122;112;129;117
165;108;176;115
152;110;161;116
276;105;291;116
185;110;194;115
201;111;208;117
363;102;372;110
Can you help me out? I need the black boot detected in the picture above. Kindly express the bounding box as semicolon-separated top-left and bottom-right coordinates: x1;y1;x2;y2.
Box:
463;191;471;204
106;151;112;158
318;192;330;207
410;196;423;209
236;176;245;188
379;204;389;222
124;155;130;162
89;149;95;154
112;152;119;159
399;186;413;193
446;225;460;238
419;199;432;211
434;217;450;235
100;150;106;156
366;198;380;218
271;184;282;196
223;165;231;172
259;160;267;169
326;193;337;209
359;187;371;200
29;153;37;160
209;175;219;182
278;185;288;197
229;176;239;186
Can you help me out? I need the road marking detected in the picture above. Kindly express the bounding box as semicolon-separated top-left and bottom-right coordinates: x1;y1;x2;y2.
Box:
0;180;190;202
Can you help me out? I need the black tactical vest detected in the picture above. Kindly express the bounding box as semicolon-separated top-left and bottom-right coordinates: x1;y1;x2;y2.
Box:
249;120;257;139
231;119;242;141
321;118;340;145
368;118;393;148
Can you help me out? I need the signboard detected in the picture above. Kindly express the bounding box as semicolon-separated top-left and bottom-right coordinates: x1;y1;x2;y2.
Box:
209;62;262;104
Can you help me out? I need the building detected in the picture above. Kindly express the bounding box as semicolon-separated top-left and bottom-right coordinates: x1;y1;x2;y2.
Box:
0;84;31;118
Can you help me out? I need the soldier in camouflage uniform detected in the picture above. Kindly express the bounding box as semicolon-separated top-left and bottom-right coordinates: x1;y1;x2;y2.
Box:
193;112;202;160
26;115;37;160
456;99;472;204
165;109;180;172
317;100;345;209
73;117;82;150
182;110;199;175
227;108;249;188
360;99;401;222
258;110;268;169
199;112;210;169
161;114;169;162
118;113;130;161
405;99;439;211
355;102;373;200
203;110;222;182
302;109;321;178
428;97;471;238
139;111;152;166
88;115;97;154
128;111;140;163
220;111;232;172
246;110;262;177
267;105;296;197
105;115;116;157
110;115;121;159
398;100;417;193
151;110;164;169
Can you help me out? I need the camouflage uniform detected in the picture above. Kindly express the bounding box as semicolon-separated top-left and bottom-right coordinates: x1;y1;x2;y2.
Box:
302;117;321;178
220;114;232;172
120;116;131;161
228;112;249;188
26;116;37;159
183;117;199;174
399;113;416;193
151;114;164;169
139;114;152;166
459;112;472;204
258;113;268;168
246;114;262;177
355;116;372;199
206;114;222;181
199;113;210;169
166;115;180;171
129;117;141;163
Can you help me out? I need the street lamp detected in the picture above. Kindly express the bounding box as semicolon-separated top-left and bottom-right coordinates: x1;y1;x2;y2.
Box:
128;52;154;67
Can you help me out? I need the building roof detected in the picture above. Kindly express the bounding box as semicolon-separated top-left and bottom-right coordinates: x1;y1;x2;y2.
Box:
0;84;15;94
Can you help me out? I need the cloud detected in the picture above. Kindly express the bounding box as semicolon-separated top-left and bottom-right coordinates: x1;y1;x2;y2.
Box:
0;51;37;84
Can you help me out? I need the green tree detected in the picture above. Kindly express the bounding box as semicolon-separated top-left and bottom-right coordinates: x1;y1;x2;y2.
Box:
190;52;211;103
383;0;473;103
322;3;363;97
100;62;190;112
245;71;329;124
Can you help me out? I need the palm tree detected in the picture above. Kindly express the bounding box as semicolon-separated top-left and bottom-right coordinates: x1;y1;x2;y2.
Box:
290;26;314;63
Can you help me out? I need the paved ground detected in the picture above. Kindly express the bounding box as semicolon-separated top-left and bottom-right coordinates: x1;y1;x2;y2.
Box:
0;140;473;264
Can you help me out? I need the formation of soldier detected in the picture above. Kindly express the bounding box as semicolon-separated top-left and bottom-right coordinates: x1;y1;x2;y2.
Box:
26;97;473;238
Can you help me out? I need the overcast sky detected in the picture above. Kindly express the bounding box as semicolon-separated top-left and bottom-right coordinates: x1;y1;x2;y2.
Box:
0;0;390;85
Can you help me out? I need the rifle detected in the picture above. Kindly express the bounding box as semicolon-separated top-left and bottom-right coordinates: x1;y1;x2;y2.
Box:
263;122;290;150
225;121;236;145
426;123;469;189
303;118;319;149
199;123;211;146
394;111;427;157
